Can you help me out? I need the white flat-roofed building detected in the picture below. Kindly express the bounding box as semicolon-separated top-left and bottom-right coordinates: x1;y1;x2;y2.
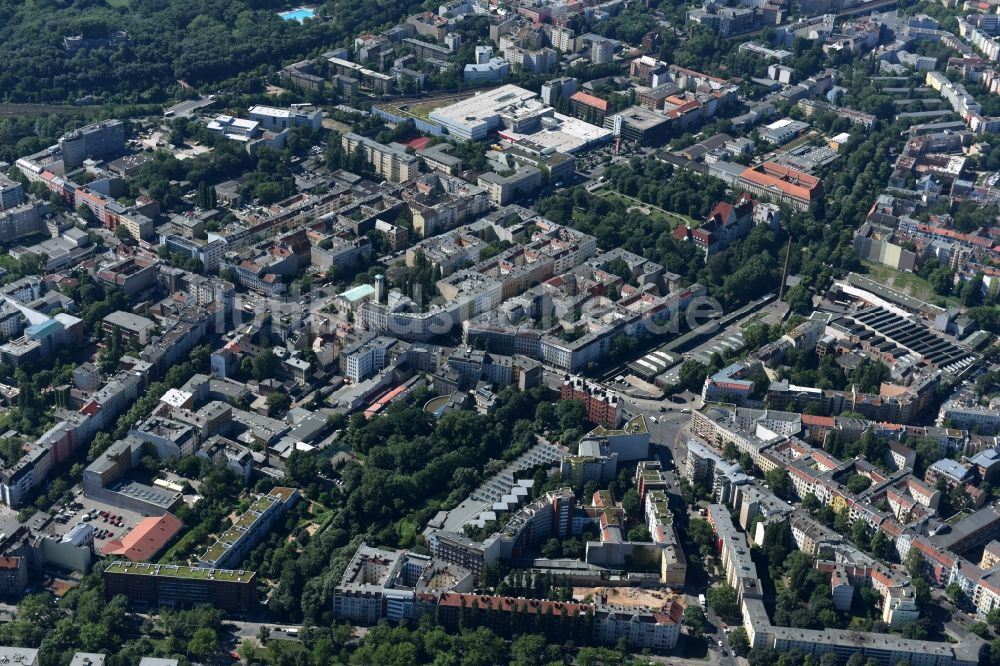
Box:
761;118;808;144
207;115;259;141
498;112;612;154
464;57;510;83
248;105;323;132
429;84;540;141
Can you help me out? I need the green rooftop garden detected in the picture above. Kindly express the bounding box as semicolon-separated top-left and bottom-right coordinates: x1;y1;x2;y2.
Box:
105;560;256;583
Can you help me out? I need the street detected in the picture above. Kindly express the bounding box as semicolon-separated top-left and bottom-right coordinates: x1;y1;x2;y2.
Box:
228;620;302;640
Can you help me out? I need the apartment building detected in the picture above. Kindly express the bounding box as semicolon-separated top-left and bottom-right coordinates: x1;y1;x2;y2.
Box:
560;375;621;425
464;57;511;83
645;489;688;587
406;173;490;237
590;39;613;64
198;488;300;569
162;235;226;272
0;176;25;212
341;335;399;383
103;561;257;612
477;166;541;205
685;439;752;503
333;544;474;623
341;133;419;183
60;120;125;168
702;362;756;403
102;311;156;346
0;201;48;242
939;401;1000;433
541;76;578;105
426;530;500;581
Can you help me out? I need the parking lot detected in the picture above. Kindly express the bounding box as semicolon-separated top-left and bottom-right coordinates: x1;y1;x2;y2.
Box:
40;489;149;552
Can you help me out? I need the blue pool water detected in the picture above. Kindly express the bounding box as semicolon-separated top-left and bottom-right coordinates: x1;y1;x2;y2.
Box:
279;7;315;22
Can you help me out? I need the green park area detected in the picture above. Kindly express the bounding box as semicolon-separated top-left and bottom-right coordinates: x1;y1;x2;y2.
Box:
597;189;699;229
862;261;960;309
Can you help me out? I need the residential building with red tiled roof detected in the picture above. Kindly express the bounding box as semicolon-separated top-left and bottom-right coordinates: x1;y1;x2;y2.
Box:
416;591;683;650
569;91;609;123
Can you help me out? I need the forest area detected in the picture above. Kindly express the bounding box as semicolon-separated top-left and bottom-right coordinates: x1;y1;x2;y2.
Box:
0;0;424;105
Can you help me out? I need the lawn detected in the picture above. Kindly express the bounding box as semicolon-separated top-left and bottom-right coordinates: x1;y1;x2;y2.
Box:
597;189;698;229
394;516;420;547
384;95;470;122
861;261;960;308
777;130;819;152
157;525;208;565
407;99;446;120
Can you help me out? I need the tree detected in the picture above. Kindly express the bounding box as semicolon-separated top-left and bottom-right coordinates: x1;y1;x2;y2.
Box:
510;634;548;666
851;519;871;546
628;525;651;541
913;438;943;476
846;473;872;494
729;627;750;657
188;627;218;659
683;605;706;637
114;224;133;241
621;488;641;519
765;467;792;499
929;266;954;296
688;518;716;557
969;621;990;638
351;143;368;174
706;585;740;622
762;520;791;564
990;637;1000;666
743;322;773;350
946;581;966;606
905;547;925;579
784;283;812;315
802;493;821;513
678;360;709;392
556;399;588;431
252;349;279;381
962;273;984;307
534;402;555;430
267;392;290;416
870;529;890;560
723;442;739;461
76;204;96;225
834;508;852;534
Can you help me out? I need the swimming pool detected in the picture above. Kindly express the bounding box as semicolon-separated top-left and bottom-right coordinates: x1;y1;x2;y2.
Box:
279;7;315;22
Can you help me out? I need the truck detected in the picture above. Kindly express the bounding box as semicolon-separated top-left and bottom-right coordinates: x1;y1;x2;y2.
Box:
698;594;706;608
